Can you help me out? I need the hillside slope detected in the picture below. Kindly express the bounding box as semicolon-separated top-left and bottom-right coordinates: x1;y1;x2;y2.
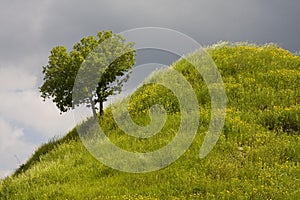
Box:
1;43;299;199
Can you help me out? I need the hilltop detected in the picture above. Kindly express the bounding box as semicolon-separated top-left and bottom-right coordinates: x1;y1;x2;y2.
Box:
1;43;299;199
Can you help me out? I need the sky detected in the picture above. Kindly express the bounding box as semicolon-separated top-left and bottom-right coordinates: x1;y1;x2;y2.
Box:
0;0;300;178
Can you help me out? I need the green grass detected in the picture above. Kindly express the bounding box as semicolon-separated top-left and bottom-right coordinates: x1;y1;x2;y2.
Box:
1;43;299;199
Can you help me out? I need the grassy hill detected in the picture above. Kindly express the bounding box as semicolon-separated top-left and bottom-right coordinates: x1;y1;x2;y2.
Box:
1;43;299;199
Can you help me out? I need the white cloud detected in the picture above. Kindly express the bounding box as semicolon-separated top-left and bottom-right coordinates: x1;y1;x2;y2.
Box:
0;118;25;152
0;67;76;178
0;118;36;179
0;90;75;137
0;68;37;92
0;67;75;138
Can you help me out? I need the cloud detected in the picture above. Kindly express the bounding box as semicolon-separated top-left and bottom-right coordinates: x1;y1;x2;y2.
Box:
0;68;37;92
0;118;35;179
0;119;25;152
1;0;299;70
0;90;75;137
0;67;75;178
34;0;300;52
0;0;49;63
0;67;75;136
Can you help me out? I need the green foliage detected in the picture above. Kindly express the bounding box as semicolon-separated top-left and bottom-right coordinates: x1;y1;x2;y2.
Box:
1;43;300;199
40;30;136;115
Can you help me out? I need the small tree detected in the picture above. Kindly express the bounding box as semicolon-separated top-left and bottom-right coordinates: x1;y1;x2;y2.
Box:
40;31;136;117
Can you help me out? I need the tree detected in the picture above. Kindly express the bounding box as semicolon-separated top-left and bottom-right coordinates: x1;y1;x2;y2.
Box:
40;30;136;117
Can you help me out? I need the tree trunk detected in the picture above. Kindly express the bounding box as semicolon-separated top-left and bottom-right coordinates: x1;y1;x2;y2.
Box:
89;96;97;119
99;101;104;116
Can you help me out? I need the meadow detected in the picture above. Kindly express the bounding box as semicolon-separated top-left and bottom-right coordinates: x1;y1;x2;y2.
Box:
0;43;299;199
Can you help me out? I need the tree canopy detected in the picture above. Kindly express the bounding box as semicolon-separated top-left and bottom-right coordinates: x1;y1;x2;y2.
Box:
40;30;136;117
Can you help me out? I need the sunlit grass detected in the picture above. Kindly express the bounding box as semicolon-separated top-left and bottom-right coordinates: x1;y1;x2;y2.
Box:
1;42;299;199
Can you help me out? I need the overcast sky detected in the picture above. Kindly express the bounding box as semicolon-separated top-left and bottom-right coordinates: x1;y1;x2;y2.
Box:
0;0;299;178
